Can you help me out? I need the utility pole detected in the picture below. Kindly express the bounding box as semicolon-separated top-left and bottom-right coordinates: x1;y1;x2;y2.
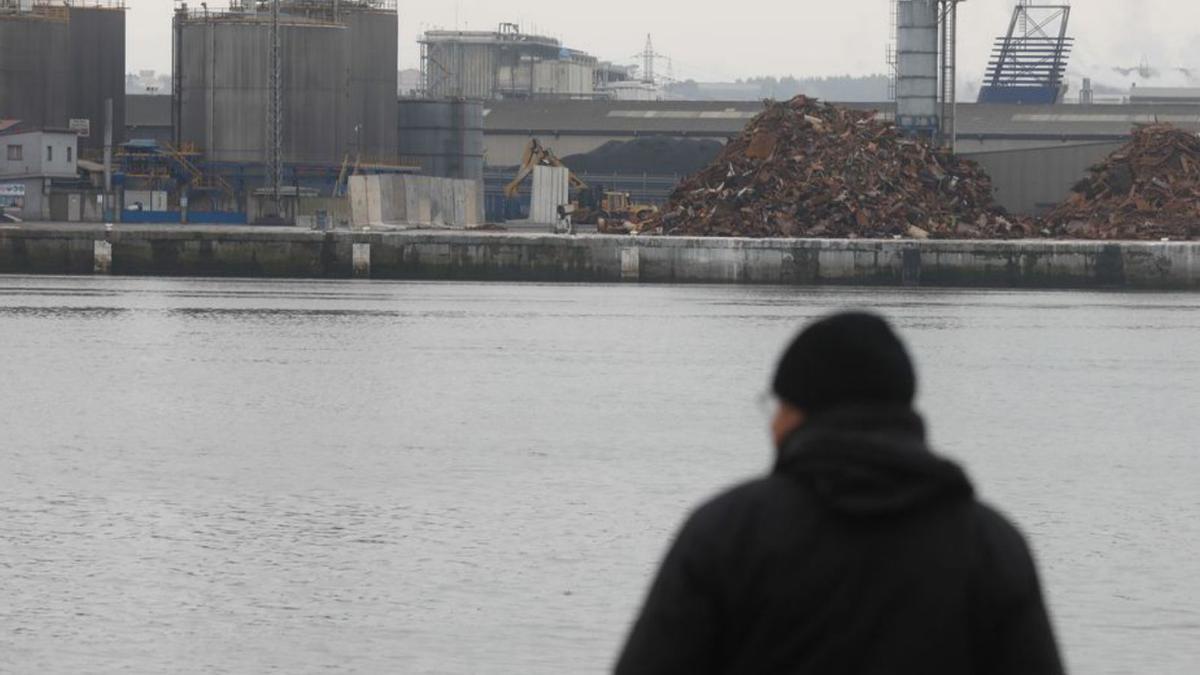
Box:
267;0;283;211
939;0;961;153
104;97;113;217
171;5;184;149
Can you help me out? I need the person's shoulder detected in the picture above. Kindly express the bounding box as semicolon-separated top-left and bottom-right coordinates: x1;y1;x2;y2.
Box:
969;501;1034;551
967;500;1041;586
684;475;798;533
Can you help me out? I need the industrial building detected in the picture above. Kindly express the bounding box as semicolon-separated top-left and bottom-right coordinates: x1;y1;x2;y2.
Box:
119;87;1200;219
0;0;126;155
422;24;620;101
137;0;417;223
173;0;398;165
0;124;86;221
478;98;1200;216
5;0;1200;227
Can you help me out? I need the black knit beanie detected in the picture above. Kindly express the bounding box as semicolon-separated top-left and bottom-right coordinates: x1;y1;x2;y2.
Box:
772;312;916;413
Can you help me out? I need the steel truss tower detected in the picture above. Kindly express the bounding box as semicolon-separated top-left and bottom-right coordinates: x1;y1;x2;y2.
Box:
978;2;1073;104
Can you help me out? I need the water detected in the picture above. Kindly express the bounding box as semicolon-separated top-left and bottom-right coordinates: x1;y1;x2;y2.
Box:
0;277;1197;675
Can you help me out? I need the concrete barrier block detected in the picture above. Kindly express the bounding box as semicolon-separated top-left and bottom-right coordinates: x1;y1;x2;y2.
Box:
93;240;112;274
376;175;397;227
621;247;640;281
349;176;370;228
463;180;484;226
367;175;384;228
407;176;433;226
396;176;415;223
352;242;371;278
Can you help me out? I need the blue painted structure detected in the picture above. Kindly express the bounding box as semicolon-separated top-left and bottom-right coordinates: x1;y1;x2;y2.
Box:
978;4;1072;106
977;86;1062;105
121;210;248;225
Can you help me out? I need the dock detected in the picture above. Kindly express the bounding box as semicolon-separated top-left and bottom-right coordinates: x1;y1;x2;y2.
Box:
0;224;1197;290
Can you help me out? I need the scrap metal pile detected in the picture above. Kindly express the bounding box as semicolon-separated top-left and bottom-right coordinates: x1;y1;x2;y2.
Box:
636;96;1020;239
1046;124;1200;240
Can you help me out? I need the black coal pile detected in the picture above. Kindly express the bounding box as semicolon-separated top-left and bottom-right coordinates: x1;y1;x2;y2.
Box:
561;138;724;176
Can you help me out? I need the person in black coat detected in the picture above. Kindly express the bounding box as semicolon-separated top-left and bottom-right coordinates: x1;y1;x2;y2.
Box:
616;312;1064;675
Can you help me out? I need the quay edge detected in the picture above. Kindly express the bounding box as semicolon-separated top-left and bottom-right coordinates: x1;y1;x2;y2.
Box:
0;225;1197;290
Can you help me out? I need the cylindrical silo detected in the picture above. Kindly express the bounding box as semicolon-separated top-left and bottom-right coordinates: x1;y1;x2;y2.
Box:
397;99;484;181
422;35;498;100
342;3;398;164
65;4;125;154
177;9;349;165
896;0;939;134
0;7;70;130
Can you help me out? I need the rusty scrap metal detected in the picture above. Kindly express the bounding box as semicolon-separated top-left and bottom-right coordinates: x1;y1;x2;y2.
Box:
633;96;1022;239
1046;124;1200;240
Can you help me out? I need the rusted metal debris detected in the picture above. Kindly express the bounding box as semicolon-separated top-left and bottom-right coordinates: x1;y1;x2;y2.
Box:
1046;124;1200;241
629;96;1024;239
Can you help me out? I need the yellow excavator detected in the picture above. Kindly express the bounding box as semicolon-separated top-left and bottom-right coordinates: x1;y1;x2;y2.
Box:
504;139;659;228
503;139;588;199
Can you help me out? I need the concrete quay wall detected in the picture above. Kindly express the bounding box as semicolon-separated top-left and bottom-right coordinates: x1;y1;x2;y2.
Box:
0;225;1197;290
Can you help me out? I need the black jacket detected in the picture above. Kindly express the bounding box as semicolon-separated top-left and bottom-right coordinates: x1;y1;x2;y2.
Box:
616;407;1064;675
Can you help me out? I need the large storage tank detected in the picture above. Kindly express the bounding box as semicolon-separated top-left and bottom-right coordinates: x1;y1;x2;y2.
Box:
423;37;497;100
0;6;70;131
342;3;398;163
397;99;484;181
895;0;940;134
421;27;600;101
65;4;125;153
177;8;349;165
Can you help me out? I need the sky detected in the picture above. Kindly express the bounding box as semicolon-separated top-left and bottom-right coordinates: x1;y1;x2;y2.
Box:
125;1;1200;89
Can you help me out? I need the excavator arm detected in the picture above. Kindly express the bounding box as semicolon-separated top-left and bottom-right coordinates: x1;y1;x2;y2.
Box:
504;139;588;199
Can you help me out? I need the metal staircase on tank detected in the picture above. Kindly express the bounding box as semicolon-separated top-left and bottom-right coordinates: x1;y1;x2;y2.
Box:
164;143;235;199
978;1;1073;104
118;141;235;202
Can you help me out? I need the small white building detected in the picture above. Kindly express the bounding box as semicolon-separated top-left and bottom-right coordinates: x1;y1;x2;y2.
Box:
0;127;80;221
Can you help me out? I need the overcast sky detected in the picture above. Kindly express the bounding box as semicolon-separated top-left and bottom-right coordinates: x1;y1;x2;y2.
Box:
126;1;1200;88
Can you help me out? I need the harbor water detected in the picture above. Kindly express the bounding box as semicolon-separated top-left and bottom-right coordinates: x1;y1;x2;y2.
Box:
1;277;1197;674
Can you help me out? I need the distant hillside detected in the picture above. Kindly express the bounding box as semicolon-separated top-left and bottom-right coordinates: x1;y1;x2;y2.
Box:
667;75;891;103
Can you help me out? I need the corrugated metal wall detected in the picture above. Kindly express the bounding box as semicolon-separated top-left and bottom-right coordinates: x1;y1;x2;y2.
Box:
66;7;125;154
398;99;484;181
963;142;1124;215
346;7;398;163
179;18;349;164
0;14;70;131
426;41;495;100
425;38;598;100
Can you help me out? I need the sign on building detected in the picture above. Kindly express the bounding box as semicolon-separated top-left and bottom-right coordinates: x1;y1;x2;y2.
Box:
0;183;26;198
69;118;91;138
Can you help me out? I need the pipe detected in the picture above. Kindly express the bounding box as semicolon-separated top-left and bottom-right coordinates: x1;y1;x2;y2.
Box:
104;97;113;216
